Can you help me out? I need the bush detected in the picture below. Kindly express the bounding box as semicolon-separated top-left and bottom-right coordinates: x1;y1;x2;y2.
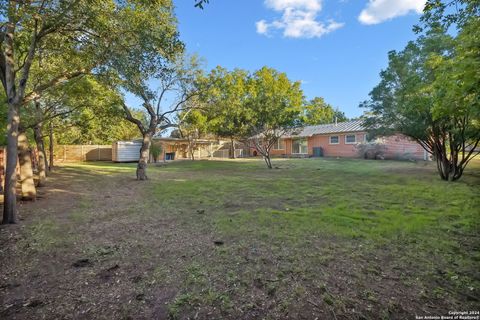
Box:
150;144;162;162
356;142;387;160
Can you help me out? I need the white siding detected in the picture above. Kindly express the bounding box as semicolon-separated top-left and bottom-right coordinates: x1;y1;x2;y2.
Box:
112;141;142;162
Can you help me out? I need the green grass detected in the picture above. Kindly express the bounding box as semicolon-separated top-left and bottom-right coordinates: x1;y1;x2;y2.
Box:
143;158;478;244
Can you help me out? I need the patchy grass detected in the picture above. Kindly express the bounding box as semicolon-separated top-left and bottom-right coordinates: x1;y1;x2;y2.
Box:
1;158;479;319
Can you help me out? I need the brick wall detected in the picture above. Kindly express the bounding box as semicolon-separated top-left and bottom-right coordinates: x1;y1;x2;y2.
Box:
378;134;427;160
266;132;426;160
308;132;367;157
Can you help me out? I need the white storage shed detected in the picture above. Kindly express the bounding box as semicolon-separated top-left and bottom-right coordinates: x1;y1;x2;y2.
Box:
112;141;142;162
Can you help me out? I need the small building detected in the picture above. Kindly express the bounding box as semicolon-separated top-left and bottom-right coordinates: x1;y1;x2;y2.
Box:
260;120;428;161
112;141;142;162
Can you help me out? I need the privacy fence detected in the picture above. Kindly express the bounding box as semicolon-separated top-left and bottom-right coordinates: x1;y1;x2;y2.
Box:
53;145;112;162
0;145;112;189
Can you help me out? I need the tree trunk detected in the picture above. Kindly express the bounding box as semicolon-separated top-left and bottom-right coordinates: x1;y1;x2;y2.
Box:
2;103;20;224
34;123;48;186
230;137;236;159
434;148;465;182
190;147;195;161
137;133;152;180
48;122;54;172
189;138;195;161
264;154;273;169
3;15;39;223
18;131;37;201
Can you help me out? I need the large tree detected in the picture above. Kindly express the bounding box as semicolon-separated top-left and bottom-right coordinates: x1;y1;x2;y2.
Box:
178;103;210;160
48;77;141;145
302;97;347;125
362;0;480;181
120;55;202;180
244;67;304;169
199;66;304;167
200;67;252;158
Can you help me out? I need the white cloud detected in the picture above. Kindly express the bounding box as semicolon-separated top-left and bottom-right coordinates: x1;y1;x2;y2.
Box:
256;20;269;35
358;0;426;25
256;0;344;39
265;0;322;11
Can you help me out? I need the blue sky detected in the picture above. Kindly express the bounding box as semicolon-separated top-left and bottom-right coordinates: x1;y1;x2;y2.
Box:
173;0;426;118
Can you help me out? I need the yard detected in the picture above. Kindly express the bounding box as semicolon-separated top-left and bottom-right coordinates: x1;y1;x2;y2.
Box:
1;158;479;319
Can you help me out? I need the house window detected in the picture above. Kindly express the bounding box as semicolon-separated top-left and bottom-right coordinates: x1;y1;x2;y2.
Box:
345;134;357;144
273;139;285;150
292;138;308;154
329;136;339;144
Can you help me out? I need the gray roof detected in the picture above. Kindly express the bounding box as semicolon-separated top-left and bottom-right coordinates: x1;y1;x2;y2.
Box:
285;120;366;138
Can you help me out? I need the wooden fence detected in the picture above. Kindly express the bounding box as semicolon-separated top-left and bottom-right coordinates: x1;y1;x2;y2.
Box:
53;145;112;162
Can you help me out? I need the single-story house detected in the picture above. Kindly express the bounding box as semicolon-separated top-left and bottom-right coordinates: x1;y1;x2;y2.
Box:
261;120;429;161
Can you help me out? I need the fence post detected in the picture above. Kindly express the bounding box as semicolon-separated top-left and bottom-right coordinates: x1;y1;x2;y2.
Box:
98;145;100;161
63;145;66;161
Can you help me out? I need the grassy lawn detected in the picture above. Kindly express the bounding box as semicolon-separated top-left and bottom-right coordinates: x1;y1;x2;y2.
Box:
1;158;479;319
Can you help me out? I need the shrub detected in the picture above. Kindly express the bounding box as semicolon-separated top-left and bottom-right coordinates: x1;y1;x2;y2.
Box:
356;142;387;160
150;144;162;162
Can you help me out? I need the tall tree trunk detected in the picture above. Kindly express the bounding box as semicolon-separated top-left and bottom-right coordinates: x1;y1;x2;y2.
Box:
3;103;20;224
230;137;236;159
3;13;38;223
48;122;54;172
136;133;152;180
189;137;195;161
18;131;37;201
34;123;48;186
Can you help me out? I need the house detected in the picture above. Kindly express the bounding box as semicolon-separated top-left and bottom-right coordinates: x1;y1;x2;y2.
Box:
262;120;429;161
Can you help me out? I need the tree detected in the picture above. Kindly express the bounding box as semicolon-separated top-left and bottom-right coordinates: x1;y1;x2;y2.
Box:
333;108;348;123
302;97;333;125
244;67;304;169
50;77;142;145
301;97;349;125
120;55;202;180
362;2;480;181
200;67;252;158
178;105;209;160
199;66;304;167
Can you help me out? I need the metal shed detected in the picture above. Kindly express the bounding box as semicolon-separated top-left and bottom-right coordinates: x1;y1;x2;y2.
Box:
112;141;142;162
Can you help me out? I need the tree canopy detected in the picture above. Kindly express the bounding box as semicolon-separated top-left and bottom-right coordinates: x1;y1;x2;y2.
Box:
0;0;186;222
302;97;348;125
362;0;480;181
194;66;305;166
